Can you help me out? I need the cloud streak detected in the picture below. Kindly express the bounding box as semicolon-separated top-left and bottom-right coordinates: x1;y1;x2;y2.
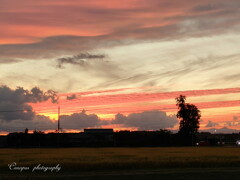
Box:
56;53;106;68
58;87;240;107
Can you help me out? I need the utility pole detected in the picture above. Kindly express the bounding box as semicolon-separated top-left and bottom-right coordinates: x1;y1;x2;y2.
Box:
58;105;60;133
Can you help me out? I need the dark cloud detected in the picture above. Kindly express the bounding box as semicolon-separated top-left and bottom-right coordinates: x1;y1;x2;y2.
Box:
1;106;239;133
56;53;106;68
66;94;77;100
30;87;58;103
0;115;57;132
113;110;178;130
60;110;101;130
0;86;58;104
0;86;58;121
54;51;123;85
28;109;178;131
58;110;178;131
205;120;219;127
0;102;34;121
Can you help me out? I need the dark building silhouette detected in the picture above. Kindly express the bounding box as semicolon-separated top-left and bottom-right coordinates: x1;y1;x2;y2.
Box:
83;129;114;146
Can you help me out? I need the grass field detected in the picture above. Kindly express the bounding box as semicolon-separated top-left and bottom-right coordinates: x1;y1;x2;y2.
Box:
0;147;240;179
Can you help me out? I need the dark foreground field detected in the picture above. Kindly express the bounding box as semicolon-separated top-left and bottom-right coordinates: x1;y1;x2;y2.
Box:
0;147;239;180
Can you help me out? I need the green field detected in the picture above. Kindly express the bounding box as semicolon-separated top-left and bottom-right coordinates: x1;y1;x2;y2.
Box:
0;147;240;179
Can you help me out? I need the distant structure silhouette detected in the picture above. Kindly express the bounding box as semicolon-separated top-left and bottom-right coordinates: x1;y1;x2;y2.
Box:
58;105;60;133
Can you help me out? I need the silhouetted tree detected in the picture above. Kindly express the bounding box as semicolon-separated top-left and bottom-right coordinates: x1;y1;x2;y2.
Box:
24;128;28;134
176;95;201;145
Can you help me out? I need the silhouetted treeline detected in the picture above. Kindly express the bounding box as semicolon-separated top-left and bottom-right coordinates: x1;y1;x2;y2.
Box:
0;129;239;148
115;130;175;147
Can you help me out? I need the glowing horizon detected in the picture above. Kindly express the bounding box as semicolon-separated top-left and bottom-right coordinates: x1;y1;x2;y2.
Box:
28;86;240;132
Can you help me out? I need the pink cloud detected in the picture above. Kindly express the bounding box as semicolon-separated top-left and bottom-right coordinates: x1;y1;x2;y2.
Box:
30;87;240;117
1;0;238;45
57;87;240;107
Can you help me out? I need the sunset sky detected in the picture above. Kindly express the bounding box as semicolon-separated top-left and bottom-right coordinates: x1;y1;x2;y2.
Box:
0;0;240;133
